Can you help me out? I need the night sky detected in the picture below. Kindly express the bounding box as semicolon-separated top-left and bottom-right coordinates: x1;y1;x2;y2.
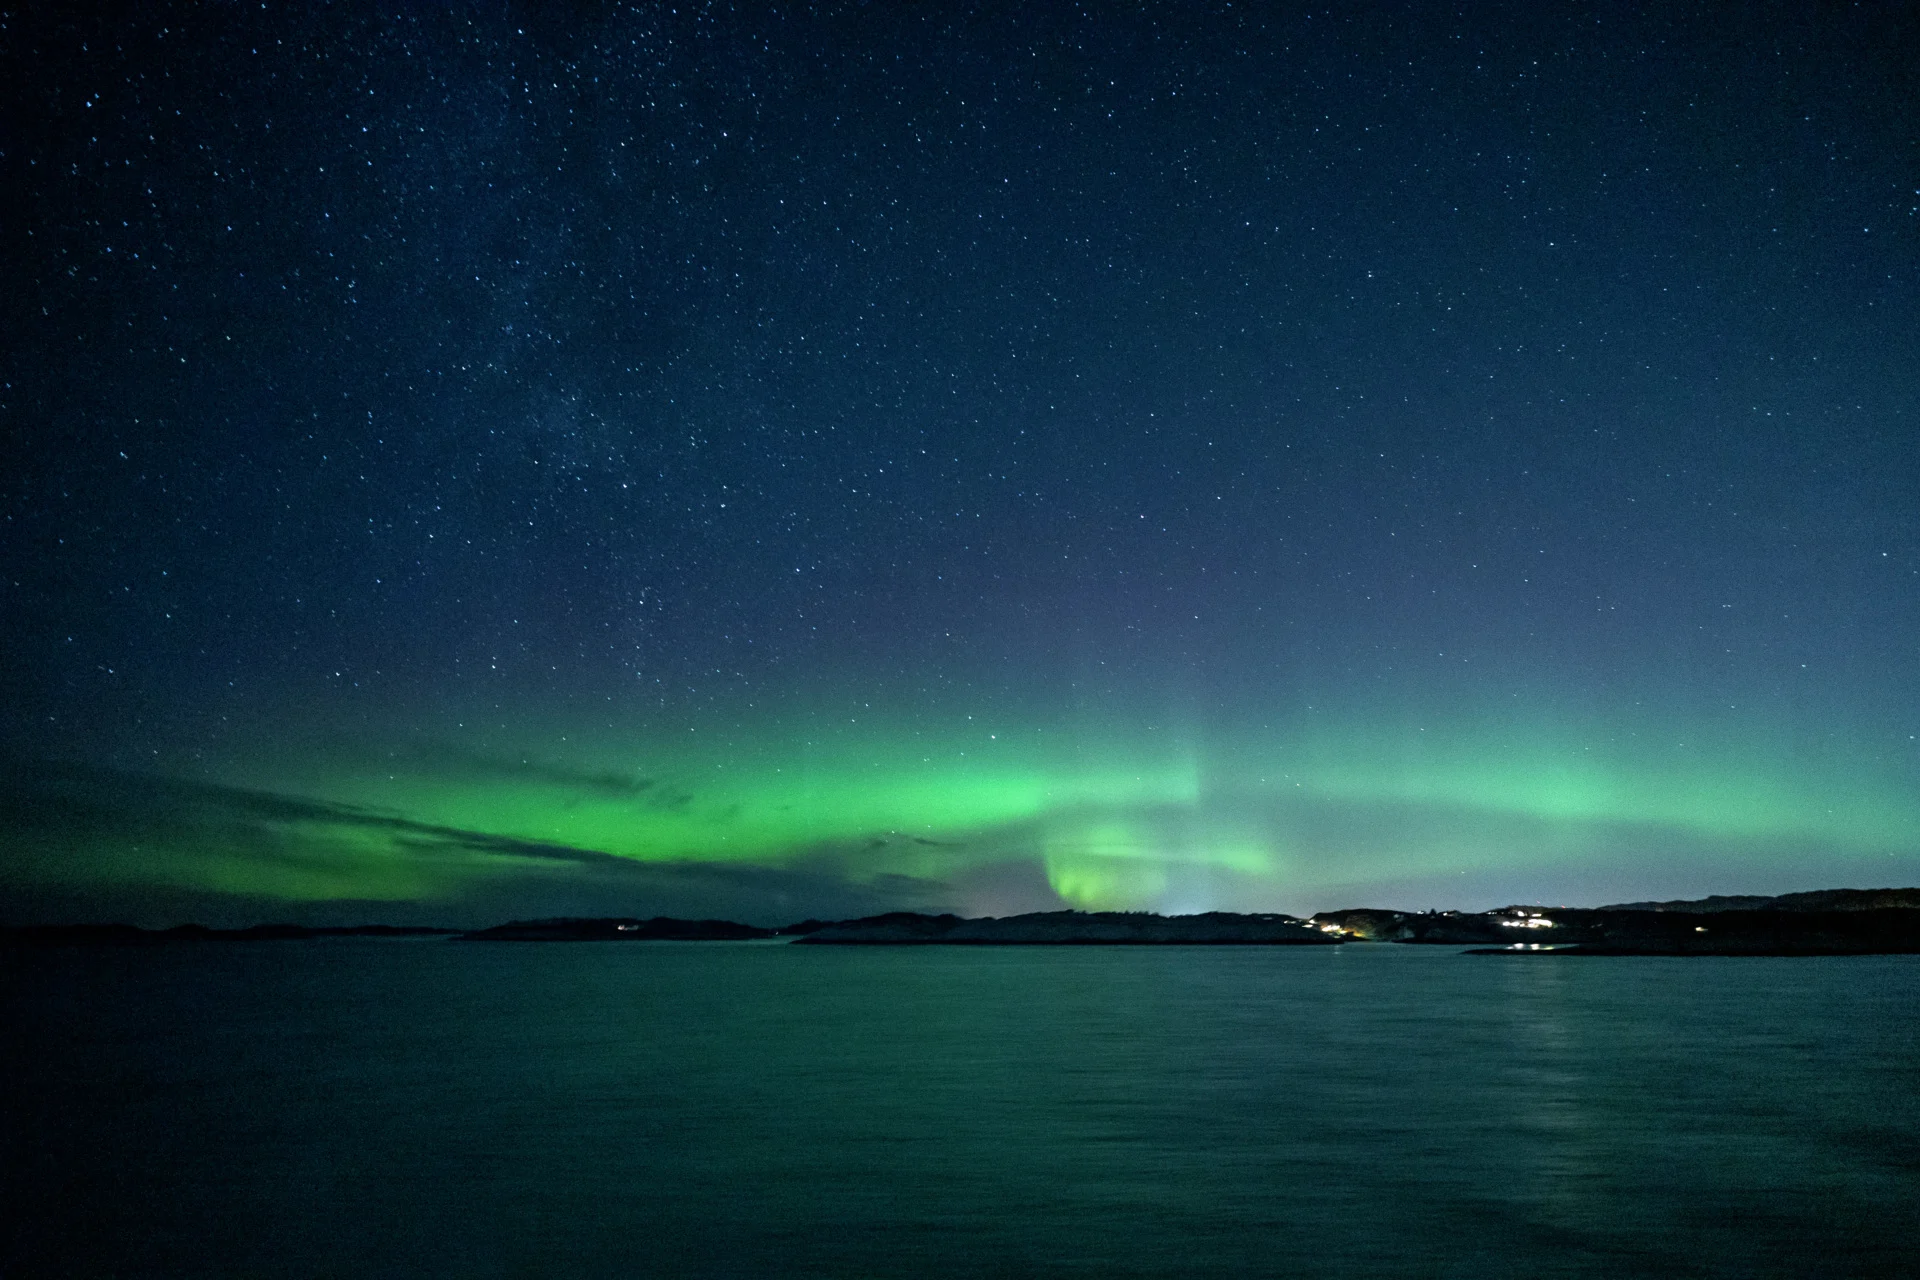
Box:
4;2;1917;926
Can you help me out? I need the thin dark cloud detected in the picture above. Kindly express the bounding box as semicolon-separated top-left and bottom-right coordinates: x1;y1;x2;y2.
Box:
0;759;956;927
396;741;672;802
1;758;633;865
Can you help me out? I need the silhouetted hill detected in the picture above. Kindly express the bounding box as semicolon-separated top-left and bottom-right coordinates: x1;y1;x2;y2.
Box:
1310;891;1920;953
1306;902;1920;955
1462;907;1920;956
796;910;1337;945
13;891;1919;954
1602;887;1920;912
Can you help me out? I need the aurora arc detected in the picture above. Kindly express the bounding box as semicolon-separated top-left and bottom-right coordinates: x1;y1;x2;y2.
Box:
14;695;1913;921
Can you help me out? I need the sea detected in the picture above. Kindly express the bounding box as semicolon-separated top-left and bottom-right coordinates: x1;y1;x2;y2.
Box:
2;939;1915;1279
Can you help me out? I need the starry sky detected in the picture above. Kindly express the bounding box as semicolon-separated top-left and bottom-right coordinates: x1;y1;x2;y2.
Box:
3;2;1917;926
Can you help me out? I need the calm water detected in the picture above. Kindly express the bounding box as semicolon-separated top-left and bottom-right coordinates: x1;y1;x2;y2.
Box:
2;941;1916;1279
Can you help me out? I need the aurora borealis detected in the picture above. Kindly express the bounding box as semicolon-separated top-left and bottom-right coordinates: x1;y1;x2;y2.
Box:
4;3;1916;925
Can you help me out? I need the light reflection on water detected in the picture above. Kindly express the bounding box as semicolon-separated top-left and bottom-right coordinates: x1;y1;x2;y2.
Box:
2;941;1916;1278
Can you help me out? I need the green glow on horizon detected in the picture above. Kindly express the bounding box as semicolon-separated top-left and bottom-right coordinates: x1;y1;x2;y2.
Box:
26;694;1916;911
303;750;1207;869
1291;725;1920;854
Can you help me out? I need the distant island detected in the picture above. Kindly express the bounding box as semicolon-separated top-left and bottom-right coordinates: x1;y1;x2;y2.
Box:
5;889;1919;955
1314;887;1920;955
791;910;1336;945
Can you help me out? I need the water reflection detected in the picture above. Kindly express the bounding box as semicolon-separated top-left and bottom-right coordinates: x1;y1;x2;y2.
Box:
1;942;1915;1278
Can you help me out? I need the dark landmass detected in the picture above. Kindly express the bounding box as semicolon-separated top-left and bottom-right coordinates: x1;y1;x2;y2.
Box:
794;910;1339;945
1600;886;1920;912
1309;900;1920;955
0;923;458;945
454;916;777;942
9;889;1918;954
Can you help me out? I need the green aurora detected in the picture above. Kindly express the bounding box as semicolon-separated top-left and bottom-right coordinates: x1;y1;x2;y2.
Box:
11;691;1915;923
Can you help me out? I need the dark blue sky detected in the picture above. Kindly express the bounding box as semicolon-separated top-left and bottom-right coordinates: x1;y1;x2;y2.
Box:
3;2;1916;924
